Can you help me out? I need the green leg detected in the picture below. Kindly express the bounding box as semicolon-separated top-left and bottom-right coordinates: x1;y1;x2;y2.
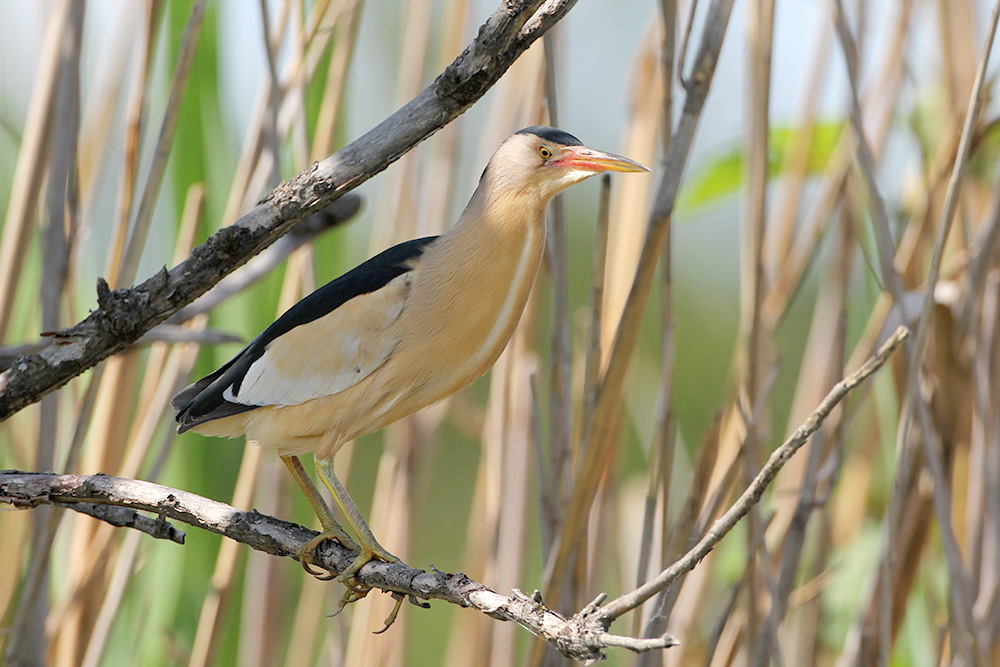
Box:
312;456;408;627
314;456;401;581
281;455;359;578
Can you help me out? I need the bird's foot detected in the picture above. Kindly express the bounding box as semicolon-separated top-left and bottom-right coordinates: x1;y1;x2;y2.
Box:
297;529;359;581
326;543;405;620
335;541;402;594
329;578;371;614
375;593;406;634
329;587;406;635
340;540;401;582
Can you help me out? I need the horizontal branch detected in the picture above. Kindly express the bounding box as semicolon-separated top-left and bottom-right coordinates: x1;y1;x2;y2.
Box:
0;470;674;661
0;0;579;421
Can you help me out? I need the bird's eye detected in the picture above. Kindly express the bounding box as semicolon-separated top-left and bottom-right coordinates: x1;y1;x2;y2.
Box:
538;145;553;160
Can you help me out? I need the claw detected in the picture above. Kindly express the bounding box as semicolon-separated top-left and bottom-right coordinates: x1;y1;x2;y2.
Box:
302;561;336;581
328;545;405;619
328;582;370;617
408;595;430;610
374;593;406;634
297;531;347;581
342;576;372;599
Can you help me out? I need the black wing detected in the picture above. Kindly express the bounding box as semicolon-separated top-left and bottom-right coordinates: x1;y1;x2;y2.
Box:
172;235;438;433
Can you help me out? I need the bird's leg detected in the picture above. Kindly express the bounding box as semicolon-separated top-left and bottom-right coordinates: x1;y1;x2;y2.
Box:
311;456;407;625
314;457;402;584
280;455;359;580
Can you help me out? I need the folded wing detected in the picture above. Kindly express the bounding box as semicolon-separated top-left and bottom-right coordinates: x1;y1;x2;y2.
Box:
173;236;437;433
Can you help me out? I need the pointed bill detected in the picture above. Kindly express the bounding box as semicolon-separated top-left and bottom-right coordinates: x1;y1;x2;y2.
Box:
554;146;650;173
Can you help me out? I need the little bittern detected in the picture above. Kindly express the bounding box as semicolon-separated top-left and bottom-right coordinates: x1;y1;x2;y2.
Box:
172;126;648;594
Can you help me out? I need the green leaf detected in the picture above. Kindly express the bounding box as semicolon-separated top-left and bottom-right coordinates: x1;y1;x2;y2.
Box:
677;119;846;214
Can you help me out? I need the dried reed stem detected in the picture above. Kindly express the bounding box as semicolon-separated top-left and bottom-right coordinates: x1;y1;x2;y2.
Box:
544;0;737;610
598;325;909;621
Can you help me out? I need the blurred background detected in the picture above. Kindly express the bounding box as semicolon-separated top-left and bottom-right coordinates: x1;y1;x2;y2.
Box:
2;0;1000;665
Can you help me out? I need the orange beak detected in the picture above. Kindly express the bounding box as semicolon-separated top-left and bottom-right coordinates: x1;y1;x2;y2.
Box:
551;146;650;173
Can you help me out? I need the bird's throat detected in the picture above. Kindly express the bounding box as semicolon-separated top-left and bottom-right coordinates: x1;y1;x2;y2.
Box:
421;198;548;387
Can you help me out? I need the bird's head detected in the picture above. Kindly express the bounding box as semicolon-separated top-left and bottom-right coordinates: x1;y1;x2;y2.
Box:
481;126;650;203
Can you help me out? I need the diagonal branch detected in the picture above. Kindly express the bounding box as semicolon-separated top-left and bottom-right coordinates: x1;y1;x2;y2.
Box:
596;325;909;621
0;0;579;421
0;470;674;662
0;195;362;371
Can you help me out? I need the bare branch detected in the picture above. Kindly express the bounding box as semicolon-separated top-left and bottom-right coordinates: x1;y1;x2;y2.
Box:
596;325;910;621
0;194;362;372
545;0;738;609
0;469;670;662
54;501;186;544
0;0;579;421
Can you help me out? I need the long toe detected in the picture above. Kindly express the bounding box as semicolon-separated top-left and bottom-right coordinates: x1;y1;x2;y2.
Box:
339;542;402;584
332;542;405;610
298;530;357;580
374;593;406;634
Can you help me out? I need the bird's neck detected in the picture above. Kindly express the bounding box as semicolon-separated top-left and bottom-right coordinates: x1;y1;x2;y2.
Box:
449;178;549;241
432;180;550;310
411;182;548;389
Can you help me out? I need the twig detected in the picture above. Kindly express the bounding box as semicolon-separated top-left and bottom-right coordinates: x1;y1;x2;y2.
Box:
0;0;579;421
0;470;673;662
676;0;702;92
0;327;242;369
11;4;85;663
596;325;909;621
835;1;999;662
49;501;186;544
133;326;241;345
258;0;283;189
639;412;725;643
740;1;776;655
832;0;905;305
580;175;611;450
541;30;573;570
0;0;67;341
635;4;678;650
163;195;363;325
905;0;1000;448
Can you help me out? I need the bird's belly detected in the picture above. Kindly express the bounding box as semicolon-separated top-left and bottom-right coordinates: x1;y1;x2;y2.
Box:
409;222;543;392
212;320;508;459
240;382;398;458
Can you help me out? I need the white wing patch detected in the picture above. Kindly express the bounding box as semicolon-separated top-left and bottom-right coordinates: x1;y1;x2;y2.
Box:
224;274;411;407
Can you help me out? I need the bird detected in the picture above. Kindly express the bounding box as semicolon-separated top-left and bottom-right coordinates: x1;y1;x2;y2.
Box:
172;126;649;597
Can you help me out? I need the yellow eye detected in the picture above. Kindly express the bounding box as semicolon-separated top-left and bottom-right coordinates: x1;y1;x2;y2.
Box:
538;145;552;160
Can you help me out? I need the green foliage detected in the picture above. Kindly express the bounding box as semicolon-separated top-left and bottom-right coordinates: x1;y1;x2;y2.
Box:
677;120;845;214
167;1;225;215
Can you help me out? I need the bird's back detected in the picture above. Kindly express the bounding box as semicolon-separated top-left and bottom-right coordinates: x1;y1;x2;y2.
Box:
172;236;437;436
